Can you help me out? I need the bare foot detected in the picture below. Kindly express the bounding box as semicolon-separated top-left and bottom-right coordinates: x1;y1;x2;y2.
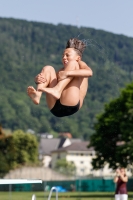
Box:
27;86;41;105
39;86;61;99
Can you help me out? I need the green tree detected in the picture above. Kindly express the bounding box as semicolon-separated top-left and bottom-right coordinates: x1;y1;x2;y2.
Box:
89;82;133;169
55;158;76;176
0;128;39;177
13;130;38;167
0;126;16;177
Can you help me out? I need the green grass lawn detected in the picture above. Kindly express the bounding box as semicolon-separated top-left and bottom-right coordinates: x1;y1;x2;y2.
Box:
0;192;133;200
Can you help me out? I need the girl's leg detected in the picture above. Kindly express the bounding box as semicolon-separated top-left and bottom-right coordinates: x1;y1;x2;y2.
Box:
115;194;120;200
59;76;88;107
27;65;57;107
39;61;81;107
121;194;128;200
41;73;88;108
78;77;88;108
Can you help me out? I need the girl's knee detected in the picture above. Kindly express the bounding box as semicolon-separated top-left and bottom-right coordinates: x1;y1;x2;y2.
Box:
42;65;55;72
42;65;57;84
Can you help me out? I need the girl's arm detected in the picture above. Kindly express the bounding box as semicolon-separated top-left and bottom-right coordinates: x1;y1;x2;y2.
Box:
78;60;90;69
119;174;128;182
114;169;120;183
57;60;93;81
114;175;119;183
66;60;93;78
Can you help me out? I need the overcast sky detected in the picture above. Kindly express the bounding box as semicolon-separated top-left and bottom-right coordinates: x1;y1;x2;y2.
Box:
0;0;133;38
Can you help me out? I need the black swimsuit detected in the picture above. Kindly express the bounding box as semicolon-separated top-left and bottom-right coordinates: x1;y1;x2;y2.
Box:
50;99;80;117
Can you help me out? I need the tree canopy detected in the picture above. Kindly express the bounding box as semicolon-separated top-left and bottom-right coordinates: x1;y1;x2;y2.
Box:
89;82;133;169
0;128;38;177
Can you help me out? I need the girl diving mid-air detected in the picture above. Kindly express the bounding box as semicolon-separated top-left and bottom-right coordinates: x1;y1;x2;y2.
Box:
27;38;93;117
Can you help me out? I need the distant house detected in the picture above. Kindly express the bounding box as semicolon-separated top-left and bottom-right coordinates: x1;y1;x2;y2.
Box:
39;135;81;167
51;141;96;176
39;136;132;177
51;142;116;177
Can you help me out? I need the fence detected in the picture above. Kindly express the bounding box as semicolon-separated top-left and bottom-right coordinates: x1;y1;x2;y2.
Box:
0;178;133;192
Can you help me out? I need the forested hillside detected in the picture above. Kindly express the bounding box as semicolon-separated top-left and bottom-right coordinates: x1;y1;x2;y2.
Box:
0;17;133;139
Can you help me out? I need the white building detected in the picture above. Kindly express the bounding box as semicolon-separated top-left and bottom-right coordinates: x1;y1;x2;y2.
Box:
51;141;116;177
39;137;132;177
51;141;92;176
39;136;81;168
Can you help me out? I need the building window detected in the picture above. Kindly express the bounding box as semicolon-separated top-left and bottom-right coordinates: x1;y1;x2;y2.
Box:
80;161;84;164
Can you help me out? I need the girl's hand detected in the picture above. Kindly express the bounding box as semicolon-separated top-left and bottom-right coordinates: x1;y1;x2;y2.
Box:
57;71;68;81
34;73;46;84
116;169;120;176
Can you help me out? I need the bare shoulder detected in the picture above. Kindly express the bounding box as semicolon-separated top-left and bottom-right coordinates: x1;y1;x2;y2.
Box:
79;60;92;70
